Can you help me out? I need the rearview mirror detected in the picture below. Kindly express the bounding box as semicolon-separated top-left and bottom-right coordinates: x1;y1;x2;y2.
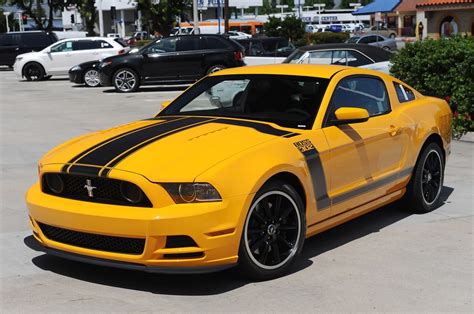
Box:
332;107;369;125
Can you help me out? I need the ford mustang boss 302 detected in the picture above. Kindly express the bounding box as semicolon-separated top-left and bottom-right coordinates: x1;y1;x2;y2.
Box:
26;65;452;280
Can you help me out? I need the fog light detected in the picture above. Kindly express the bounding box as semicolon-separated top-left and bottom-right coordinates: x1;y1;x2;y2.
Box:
120;182;143;204
45;174;64;194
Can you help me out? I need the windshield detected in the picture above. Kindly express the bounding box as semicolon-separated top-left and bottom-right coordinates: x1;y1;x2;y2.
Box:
283;49;306;63
159;75;330;129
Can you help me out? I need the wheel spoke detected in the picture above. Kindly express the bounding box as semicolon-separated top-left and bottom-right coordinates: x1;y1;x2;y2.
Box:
258;243;270;264
250;236;266;252
279;224;298;231
277;234;293;249
279;206;293;221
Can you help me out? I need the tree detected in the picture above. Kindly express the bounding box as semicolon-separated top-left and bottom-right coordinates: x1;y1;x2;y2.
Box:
0;7;15;33
75;0;97;36
264;15;305;43
6;0;67;31
137;0;190;36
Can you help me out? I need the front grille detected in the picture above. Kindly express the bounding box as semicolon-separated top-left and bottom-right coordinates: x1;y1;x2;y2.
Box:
38;222;145;255
42;173;152;207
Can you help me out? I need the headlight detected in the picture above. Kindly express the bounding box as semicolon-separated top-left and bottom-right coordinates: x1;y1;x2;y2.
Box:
100;61;112;68
161;183;222;203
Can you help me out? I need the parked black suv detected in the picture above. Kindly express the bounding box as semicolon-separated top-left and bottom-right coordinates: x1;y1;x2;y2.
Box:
0;31;58;67
99;35;245;92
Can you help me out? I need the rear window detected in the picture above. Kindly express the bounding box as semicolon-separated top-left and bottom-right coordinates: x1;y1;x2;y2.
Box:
114;38;127;47
0;34;20;46
204;37;230;49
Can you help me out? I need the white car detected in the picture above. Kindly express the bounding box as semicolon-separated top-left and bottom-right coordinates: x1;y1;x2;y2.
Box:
227;31;252;40
13;37;128;81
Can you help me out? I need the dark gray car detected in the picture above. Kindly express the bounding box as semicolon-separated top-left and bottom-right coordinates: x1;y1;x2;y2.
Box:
347;34;397;51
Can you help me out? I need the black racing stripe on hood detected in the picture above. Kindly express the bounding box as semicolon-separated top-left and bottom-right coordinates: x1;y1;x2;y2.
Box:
212;118;295;136
99;118;217;177
67;117;211;176
61;116;177;173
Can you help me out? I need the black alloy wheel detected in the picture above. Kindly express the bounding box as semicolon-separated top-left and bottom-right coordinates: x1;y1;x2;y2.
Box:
239;181;305;280
404;142;445;213
24;63;45;81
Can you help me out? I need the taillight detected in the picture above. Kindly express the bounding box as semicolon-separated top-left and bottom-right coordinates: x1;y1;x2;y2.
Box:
118;49;125;55
234;51;244;61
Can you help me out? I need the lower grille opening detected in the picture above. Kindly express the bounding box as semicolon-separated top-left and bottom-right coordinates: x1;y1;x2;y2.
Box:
163;252;204;259
165;235;198;248
38;222;145;255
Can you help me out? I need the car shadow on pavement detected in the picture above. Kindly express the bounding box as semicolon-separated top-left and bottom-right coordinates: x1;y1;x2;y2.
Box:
102;85;188;93
25;186;453;295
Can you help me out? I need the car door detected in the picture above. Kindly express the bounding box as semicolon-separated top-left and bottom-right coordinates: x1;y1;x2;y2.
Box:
141;37;179;81
173;36;202;79
45;40;75;74
322;74;406;217
0;33;21;66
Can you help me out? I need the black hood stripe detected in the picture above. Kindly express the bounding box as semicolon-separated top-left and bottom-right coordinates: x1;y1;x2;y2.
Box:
99;118;218;177
62;116;179;173
67;117;211;176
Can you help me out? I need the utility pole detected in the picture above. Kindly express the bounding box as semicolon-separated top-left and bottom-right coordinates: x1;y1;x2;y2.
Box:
193;0;199;34
98;0;104;37
3;12;10;33
224;0;229;34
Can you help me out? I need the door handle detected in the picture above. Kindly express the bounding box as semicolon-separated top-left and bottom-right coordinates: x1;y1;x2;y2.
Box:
389;125;401;137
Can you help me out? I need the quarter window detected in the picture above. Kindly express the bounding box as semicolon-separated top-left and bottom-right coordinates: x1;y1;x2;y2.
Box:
328;76;390;122
394;82;416;103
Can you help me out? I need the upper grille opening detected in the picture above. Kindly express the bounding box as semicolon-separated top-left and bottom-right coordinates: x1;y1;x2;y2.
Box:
42;173;152;207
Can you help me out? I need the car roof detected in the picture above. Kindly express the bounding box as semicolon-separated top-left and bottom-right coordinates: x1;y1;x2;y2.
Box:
211;64;348;79
296;43;392;62
236;37;287;42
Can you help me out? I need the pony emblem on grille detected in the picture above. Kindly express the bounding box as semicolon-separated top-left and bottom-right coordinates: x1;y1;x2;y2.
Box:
84;179;97;198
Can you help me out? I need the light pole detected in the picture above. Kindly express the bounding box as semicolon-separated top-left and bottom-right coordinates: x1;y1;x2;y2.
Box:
193;0;199;34
313;3;326;26
3;11;10;33
276;4;288;15
97;0;104;37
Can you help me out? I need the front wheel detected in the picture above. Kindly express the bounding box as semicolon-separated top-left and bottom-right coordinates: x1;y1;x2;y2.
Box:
113;68;139;93
23;63;45;81
405;142;444;213
238;181;306;280
83;68;101;87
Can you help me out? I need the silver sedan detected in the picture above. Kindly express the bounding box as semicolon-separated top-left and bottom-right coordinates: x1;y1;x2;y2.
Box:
347;34;397;51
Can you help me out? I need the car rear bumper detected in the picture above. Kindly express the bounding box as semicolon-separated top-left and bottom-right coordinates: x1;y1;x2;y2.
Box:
26;181;247;271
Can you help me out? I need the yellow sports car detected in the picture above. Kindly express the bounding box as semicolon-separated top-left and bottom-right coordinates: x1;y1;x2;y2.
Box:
26;65;452;280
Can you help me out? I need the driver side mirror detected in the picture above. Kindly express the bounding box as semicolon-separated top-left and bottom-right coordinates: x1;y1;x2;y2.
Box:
332;107;369;125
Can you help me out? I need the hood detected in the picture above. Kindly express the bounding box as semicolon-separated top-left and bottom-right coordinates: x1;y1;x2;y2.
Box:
102;52;139;63
17;51;37;59
41;116;294;182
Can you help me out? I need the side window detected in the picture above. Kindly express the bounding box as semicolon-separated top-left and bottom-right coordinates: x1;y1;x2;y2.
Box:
146;37;177;53
0;34;20;46
328;76;390;122
359;36;375;44
305;50;332;64
204;37;227;50
50;41;73;52
97;40;113;49
377;36;385;42
73;40;99;50
346;50;372;66
331;50;348;65
176;37;199;51
394;82;416;103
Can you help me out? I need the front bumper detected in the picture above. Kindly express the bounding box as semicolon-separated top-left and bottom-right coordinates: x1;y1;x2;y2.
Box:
26;181;249;271
69;69;84;84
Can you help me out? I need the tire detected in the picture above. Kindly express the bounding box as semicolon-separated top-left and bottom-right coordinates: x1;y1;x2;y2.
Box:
405;142;444;213
238;180;306;280
207;64;226;75
23;62;45;81
83;68;101;87
112;68;139;93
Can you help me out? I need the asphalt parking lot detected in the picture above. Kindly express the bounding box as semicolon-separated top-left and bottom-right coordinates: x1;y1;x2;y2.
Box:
0;69;472;312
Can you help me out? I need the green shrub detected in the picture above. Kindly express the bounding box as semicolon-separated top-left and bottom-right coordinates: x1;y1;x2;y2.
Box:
390;36;474;137
305;32;350;45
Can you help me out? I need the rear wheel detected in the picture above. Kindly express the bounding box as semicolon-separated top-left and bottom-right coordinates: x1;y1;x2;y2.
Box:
238;181;306;280
83;68;101;87
113;68;139;93
23;62;45;81
405;142;444;213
